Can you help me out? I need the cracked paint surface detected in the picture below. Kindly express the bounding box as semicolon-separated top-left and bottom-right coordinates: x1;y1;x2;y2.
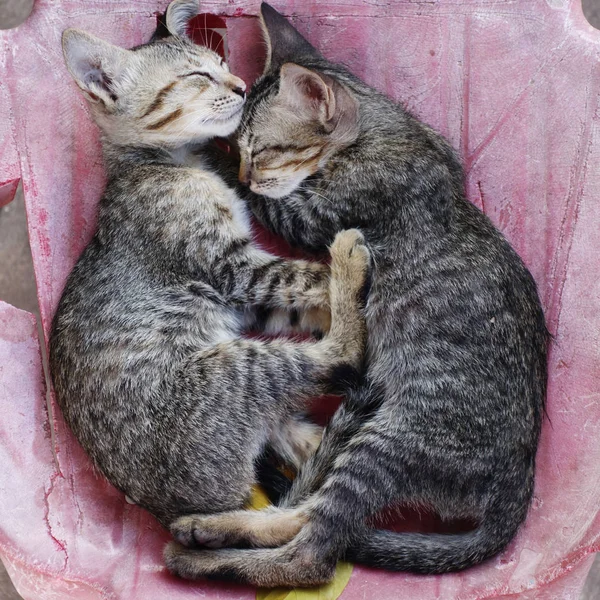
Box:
0;1;599;598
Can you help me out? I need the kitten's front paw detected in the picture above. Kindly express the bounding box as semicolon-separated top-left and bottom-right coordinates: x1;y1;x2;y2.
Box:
329;229;371;298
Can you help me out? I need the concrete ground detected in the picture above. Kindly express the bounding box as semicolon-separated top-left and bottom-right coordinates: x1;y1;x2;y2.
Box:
0;0;34;29
1;1;599;599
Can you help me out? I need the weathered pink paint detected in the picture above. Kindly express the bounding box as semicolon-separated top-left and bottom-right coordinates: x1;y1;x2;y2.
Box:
0;61;20;208
0;1;599;598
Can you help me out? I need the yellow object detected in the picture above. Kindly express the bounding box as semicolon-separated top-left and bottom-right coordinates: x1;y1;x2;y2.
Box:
249;486;354;600
256;562;354;600
248;485;272;511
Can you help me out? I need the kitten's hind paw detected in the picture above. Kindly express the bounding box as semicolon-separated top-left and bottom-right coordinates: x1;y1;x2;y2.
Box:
170;515;232;549
170;508;307;549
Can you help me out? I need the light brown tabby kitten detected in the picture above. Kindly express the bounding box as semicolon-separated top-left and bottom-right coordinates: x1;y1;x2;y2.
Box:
50;0;371;530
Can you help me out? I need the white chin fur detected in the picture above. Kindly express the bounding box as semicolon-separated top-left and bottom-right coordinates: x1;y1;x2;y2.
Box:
193;112;242;140
256;186;293;199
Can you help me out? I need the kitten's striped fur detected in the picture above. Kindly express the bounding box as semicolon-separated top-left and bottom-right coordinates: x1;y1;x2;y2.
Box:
165;3;547;587
50;0;370;529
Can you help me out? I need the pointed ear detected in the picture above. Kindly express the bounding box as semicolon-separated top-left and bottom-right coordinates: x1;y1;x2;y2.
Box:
278;64;336;124
279;64;334;123
260;2;321;73
279;63;359;143
165;0;198;39
62;29;128;108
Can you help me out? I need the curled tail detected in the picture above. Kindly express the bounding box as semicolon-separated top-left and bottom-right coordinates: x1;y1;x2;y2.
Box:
345;487;532;573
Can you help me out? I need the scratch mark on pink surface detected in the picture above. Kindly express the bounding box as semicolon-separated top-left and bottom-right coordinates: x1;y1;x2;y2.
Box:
69;473;85;531
43;470;68;572
131;510;143;594
0;541;115;600
466;36;571;174
476;180;486;214
471;544;599;600
545;66;597;335
460;16;471;162
437;17;452;139
550;441;564;480
467;91;527;174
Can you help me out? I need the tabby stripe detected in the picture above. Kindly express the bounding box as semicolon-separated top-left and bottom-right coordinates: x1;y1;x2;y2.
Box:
283;269;297;287
267;271;283;301
253;306;271;331
141;81;177;118
222;238;250;256
147;107;183;130
255;144;315;156
248;260;283;298
219;262;236;295
289;309;300;327
215;204;233;219
274;152;323;171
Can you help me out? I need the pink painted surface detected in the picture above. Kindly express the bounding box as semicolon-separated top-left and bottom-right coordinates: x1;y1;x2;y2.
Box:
0;48;21;208
0;1;599;598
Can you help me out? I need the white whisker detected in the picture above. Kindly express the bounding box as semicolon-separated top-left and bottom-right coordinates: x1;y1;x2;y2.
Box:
215;34;224;55
293;154;316;171
309;190;334;205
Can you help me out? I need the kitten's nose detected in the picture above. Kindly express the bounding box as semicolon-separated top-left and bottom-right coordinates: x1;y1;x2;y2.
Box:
228;76;247;99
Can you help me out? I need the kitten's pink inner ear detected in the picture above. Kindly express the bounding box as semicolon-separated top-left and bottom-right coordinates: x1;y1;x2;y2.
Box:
280;63;335;122
85;91;101;103
299;74;326;103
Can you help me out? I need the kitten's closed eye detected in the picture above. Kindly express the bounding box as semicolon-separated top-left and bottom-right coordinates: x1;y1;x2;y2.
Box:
181;71;216;82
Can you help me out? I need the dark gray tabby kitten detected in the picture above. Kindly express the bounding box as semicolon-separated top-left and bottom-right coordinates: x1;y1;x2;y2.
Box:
165;3;548;587
50;0;371;530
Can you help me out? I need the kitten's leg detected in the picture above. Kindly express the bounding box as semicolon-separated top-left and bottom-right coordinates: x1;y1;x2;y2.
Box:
234;228;368;333
165;408;404;587
242;232;368;487
246;306;331;338
171;506;307;549
259;307;331;338
169;230;370;546
258;410;324;506
166;393;370;551
223;249;332;312
280;383;380;508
